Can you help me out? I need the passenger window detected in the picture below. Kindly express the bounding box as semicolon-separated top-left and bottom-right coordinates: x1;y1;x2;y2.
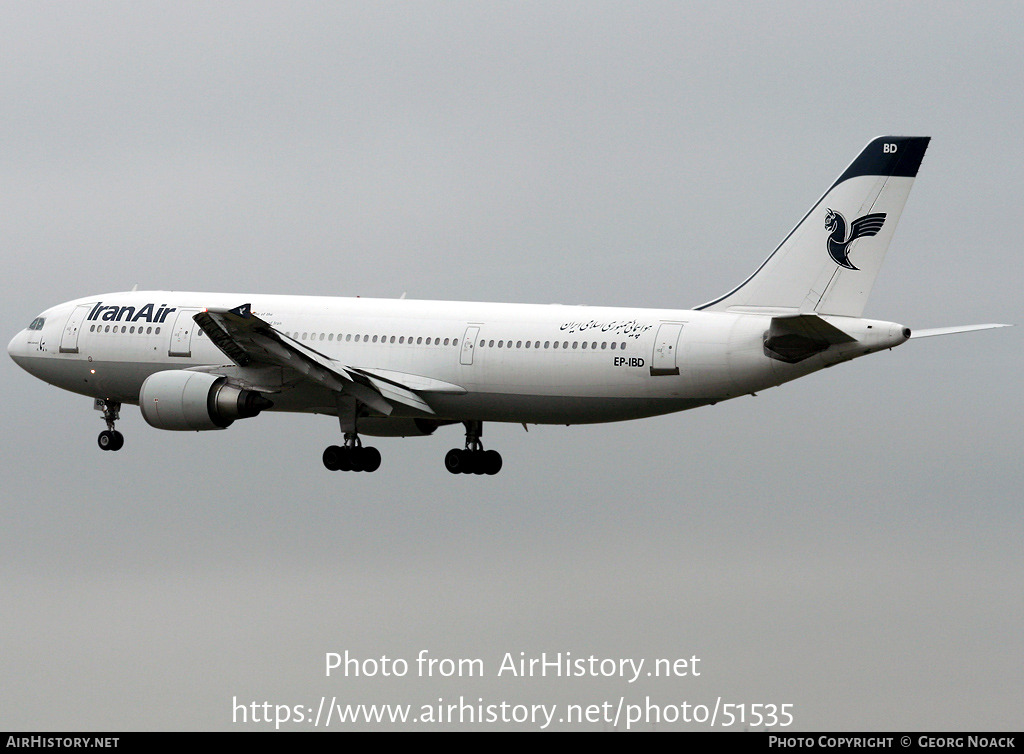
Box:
453;339;458;346
582;341;588;349
319;333;325;341
610;342;616;350
544;341;550;348
525;341;531;348
534;341;540;349
346;334;352;341
155;327;160;334
417;337;423;344
516;341;522;348
130;326;135;334
372;335;378;343
90;325;95;332
592;342;597;349
147;327;152;334
572;342;577;349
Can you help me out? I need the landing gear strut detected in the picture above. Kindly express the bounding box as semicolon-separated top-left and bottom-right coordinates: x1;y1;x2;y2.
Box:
445;420;502;475
96;398;124;452
323;396;381;472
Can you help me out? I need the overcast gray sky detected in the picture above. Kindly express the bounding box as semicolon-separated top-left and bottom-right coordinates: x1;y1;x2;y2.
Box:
1;1;1021;730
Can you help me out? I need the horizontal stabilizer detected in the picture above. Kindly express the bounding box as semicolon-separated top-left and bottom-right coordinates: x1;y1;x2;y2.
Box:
909;323;1011;339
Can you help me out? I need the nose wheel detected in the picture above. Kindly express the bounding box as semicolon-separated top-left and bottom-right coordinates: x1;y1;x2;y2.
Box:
98;429;124;451
445;420;502;475
96;399;124;452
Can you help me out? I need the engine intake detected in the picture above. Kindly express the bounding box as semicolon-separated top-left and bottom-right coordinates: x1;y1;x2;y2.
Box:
139;370;273;431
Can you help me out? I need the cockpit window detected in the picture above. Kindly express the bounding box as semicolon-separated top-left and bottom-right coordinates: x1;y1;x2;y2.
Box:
28;318;45;331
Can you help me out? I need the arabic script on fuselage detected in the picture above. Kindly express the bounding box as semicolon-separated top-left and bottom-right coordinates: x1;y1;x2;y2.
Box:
559;319;652;339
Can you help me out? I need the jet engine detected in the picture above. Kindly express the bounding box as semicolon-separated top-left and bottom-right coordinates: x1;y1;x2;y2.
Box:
139;370;273;431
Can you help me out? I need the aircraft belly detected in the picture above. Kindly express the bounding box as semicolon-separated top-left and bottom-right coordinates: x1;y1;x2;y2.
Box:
425;392;704;424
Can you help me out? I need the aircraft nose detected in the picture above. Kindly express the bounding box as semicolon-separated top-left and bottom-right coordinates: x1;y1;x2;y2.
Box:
8;329;26;364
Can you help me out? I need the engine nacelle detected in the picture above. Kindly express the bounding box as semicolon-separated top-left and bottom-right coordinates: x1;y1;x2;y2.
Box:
139;370;273;431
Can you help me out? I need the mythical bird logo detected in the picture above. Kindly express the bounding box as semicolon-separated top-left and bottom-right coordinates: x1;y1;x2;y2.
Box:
824;209;887;270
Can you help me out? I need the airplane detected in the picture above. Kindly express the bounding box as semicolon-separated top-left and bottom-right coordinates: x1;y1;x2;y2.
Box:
7;136;1009;475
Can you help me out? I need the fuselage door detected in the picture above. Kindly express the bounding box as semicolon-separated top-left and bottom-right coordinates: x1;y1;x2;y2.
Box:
460;326;481;366
168;309;201;357
650;322;684;376
59;304;94;353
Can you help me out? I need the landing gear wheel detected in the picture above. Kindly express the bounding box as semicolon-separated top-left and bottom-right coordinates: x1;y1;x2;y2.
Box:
471;452;487;475
337;447;353;472
445;448;466;474
98;430;124;451
349;447;365;472
323;445;343;471
483;449;502;475
326;444;381;472
361;446;381;473
445;447;502;475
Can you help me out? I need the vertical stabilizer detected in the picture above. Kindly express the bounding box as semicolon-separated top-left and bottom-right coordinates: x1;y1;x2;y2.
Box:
697;136;930;317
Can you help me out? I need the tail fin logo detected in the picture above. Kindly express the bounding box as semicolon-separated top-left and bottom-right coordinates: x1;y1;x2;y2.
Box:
824;209;887;270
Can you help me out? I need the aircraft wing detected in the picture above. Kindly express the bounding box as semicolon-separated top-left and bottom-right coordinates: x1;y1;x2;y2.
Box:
193;304;409;416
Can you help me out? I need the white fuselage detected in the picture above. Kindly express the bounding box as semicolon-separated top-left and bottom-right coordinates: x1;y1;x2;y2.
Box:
8;291;908;428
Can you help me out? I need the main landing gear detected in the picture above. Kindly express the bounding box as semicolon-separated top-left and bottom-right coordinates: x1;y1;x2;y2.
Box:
96;399;124;452
323;396;380;472
445;420;502;475
323;438;381;473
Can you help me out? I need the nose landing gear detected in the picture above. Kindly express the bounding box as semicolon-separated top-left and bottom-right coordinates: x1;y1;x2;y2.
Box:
445;420;502;475
96;399;124;451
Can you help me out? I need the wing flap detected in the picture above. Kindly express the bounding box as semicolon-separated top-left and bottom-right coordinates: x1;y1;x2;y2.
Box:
361;375;436;414
351;367;467;394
